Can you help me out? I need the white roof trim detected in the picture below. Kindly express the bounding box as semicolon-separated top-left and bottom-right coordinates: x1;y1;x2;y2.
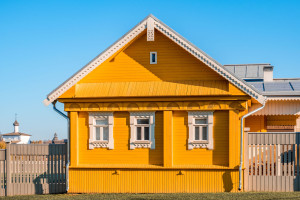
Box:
43;14;265;106
267;97;300;101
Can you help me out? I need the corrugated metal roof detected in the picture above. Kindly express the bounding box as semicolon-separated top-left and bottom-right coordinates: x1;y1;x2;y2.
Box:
223;64;269;79
248;81;300;95
74;81;230;98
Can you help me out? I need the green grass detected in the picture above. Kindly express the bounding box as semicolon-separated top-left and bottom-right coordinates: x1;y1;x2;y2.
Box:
1;193;300;200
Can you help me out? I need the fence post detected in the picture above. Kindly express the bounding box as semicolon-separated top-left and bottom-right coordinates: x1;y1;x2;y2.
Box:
6;143;11;196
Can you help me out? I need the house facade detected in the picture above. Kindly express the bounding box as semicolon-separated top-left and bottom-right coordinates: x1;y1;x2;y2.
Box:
2;120;31;144
44;15;267;193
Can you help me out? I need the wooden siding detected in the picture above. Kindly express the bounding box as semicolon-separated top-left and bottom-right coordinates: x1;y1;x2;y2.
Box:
249;100;300;116
266;115;297;126
69;168;240;193
245;116;267;132
77;111;163;166
163;111;173;167
229;110;241;168
172;111;229;166
59;30;247;99
78;30;224;83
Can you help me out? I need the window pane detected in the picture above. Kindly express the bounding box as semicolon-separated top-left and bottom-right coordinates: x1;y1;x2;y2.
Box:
151;53;156;63
195;127;200;140
95;127;101;140
137;127;142;140
103;127;109;141
137;119;149;124
144;127;150;140
96;119;108;125
195;119;207;124
202;127;208;140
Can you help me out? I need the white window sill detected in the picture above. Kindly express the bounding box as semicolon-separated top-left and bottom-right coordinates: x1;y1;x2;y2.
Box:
191;141;208;144
189;141;209;149
89;140;109;148
131;141;152;148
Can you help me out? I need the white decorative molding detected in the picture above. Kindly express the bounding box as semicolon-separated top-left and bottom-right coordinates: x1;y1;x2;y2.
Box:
147;17;155;41
89;112;114;150
129;112;155;150
44;15;265;106
188;111;214;150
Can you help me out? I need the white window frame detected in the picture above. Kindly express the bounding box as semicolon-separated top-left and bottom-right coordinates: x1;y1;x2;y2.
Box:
89;112;114;150
130;112;155;149
188;111;214;150
150;52;157;64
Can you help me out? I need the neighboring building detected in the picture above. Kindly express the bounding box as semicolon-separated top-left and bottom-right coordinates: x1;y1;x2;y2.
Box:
224;64;300;132
43;133;67;144
2;120;31;144
43;15;268;193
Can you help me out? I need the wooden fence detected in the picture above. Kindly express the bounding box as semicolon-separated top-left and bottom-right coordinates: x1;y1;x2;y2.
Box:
245;132;300;192
0;143;67;196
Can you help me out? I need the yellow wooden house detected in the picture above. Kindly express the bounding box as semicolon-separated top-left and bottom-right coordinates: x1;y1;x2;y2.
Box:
44;15;266;193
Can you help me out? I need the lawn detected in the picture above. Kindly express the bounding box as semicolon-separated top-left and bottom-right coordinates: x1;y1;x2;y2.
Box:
0;193;300;200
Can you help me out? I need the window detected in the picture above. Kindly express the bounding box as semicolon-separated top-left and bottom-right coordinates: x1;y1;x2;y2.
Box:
130;112;155;149
136;119;150;141
89;112;114;149
188;111;214;150
150;52;157;64
95;118;109;141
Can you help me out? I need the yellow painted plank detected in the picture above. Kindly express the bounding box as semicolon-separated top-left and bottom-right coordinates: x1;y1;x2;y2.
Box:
245;116;267;132
229;110;240;168
163;111;173;167
70;111;79;167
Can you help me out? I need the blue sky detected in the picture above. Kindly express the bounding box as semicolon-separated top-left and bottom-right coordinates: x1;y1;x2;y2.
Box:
0;0;299;140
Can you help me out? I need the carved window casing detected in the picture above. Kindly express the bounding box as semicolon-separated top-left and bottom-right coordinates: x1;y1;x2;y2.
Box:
188;111;214;150
130;112;155;149
89;112;114;150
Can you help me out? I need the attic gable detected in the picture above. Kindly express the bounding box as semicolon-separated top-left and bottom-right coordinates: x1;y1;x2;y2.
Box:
78;30;225;84
44;15;265;105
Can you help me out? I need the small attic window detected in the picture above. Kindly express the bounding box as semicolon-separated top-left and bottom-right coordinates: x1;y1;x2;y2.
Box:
150;52;157;64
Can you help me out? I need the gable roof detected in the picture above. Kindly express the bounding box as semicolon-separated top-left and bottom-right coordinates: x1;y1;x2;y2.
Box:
43;14;266;105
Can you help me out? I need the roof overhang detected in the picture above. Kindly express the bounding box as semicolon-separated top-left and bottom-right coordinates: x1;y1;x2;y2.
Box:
43;14;266;106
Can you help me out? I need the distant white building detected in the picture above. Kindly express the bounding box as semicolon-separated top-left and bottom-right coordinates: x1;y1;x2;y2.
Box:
2;120;31;144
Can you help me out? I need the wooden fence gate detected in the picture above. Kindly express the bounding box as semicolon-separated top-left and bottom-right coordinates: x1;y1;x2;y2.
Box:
0;143;67;196
245;132;300;192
